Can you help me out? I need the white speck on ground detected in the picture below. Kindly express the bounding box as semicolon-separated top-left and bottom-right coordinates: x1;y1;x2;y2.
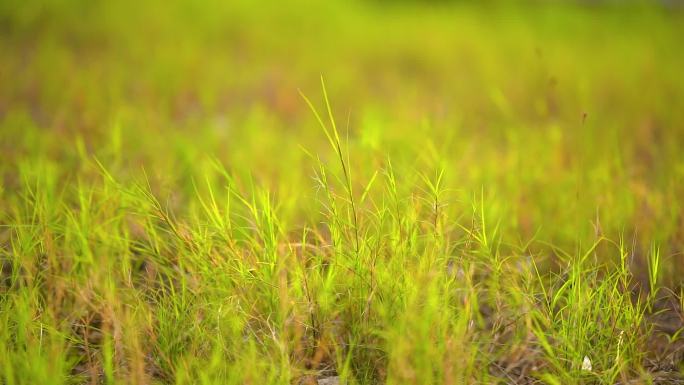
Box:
318;376;341;385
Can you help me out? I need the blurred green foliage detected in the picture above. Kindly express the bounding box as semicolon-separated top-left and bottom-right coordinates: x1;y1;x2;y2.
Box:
1;1;683;384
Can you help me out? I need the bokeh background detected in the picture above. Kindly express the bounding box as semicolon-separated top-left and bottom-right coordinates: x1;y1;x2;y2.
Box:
1;2;684;383
3;1;683;278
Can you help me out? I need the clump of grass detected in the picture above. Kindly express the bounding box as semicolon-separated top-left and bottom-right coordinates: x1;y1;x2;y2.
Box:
2;1;684;384
1;102;682;384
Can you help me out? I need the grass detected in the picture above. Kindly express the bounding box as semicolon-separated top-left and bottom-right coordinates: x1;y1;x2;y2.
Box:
1;1;683;384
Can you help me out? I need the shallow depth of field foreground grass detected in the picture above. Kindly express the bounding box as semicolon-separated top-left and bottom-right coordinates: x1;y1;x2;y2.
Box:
1;1;684;384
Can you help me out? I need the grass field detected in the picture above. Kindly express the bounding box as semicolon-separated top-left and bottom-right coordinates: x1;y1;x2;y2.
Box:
1;1;684;384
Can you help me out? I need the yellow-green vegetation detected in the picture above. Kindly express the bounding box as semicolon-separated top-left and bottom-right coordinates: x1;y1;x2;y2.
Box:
1;1;683;384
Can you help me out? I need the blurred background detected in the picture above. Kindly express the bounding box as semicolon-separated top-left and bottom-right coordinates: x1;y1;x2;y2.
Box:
1;0;684;280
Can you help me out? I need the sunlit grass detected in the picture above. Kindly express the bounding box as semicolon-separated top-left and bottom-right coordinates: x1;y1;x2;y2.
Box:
1;1;683;384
